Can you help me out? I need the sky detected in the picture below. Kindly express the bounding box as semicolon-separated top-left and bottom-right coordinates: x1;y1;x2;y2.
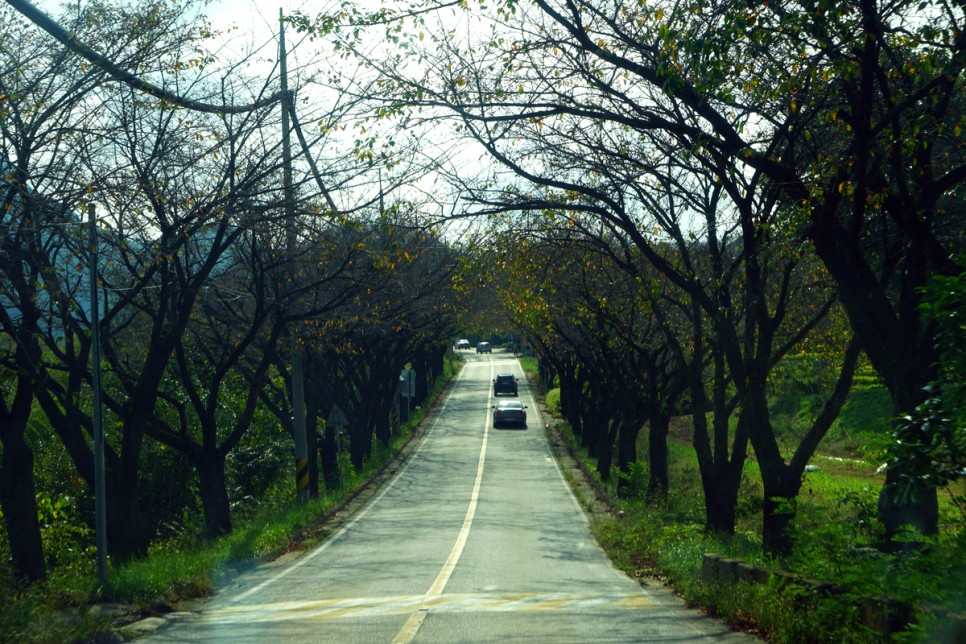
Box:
17;0;493;231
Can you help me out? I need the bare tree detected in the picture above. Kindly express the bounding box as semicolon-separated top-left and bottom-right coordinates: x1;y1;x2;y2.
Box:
298;0;963;547
0;0;175;579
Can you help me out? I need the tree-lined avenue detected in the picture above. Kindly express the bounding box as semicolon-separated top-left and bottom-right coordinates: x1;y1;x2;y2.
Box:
143;349;751;643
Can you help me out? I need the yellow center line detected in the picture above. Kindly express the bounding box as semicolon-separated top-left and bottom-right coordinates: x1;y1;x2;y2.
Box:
391;364;497;644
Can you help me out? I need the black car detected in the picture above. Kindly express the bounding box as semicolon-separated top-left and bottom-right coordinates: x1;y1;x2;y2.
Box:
492;400;527;428
493;373;518;396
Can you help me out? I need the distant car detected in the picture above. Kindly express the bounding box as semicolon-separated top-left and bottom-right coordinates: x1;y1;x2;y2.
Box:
456;339;471;350
492;400;527;428
493;373;518;396
477;341;491;354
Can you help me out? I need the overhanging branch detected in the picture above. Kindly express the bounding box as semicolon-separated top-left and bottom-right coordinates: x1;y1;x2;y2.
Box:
4;0;284;114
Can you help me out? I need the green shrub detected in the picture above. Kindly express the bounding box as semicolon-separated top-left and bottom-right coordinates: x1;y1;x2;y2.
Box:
36;494;95;572
545;387;561;414
616;460;649;499
104;549;215;604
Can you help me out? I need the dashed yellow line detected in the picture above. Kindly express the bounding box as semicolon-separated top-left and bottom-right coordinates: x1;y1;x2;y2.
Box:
202;592;653;625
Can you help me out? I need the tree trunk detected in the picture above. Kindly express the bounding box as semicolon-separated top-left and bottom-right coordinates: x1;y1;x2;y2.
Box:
691;340;747;536
375;409;391;446
349;423;369;472
616;418;641;499
111;412;147;562
196;453;232;538
742;377;804;556
0;413;46;582
762;492;798;557
430;345;445;383
558;365;583;439
320;420;340;491
878;466;939;545
307;407;320;498
703;476;739;535
413;346;429;406
876;383;940;541
539;359;555;391
647;408;670;501
810;207;943;543
595;418;620;482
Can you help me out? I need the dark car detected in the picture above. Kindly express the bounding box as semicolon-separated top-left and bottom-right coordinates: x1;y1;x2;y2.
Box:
477;341;492;354
492;400;527;428
493;373;518;396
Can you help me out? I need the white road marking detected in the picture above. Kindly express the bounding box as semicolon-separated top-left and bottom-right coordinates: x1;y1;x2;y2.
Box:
204;592;654;624
231;362;471;603
228;356;623;642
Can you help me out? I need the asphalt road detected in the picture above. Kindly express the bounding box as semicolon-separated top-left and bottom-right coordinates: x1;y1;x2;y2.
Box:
144;350;753;643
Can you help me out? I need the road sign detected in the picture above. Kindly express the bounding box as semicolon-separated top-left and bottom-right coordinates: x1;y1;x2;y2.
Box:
327;403;348;428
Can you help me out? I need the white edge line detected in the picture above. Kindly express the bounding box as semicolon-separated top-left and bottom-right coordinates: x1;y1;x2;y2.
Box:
232;362;470;603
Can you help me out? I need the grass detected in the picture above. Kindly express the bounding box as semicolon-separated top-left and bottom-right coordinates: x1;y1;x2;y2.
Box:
769;385;895;463
0;472;390;643
590;482;965;642
554;385;966;643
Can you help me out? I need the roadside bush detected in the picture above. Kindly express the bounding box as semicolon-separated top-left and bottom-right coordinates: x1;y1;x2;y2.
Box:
616;460;649;499
37;493;95;573
544;387;561;414
749;581;878;644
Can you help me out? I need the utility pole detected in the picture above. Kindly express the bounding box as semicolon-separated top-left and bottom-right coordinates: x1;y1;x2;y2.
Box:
280;9;309;503
89;203;107;579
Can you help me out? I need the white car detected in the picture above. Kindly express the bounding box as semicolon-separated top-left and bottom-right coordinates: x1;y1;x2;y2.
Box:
456;339;471;350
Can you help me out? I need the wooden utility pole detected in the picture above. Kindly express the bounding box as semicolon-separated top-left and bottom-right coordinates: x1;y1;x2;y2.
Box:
279;9;308;503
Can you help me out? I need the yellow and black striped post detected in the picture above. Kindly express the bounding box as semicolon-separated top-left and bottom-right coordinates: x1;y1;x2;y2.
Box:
295;456;309;495
391;404;400;435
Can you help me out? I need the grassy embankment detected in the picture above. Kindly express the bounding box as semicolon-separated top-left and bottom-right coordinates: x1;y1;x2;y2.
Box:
520;356;966;643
